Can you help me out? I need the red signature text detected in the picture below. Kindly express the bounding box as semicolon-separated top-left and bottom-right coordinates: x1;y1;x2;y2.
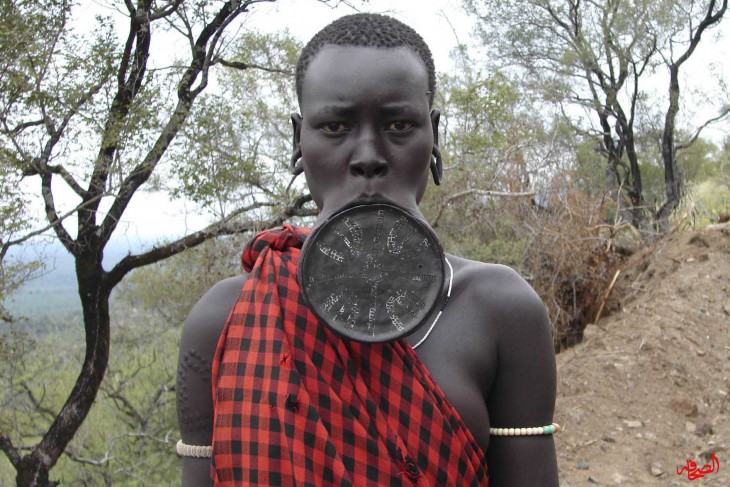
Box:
676;454;720;481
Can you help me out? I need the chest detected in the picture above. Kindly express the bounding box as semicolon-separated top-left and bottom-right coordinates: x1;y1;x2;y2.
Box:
406;300;497;453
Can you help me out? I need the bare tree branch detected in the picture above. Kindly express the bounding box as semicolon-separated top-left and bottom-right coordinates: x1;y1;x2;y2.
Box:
676;106;730;152
20;383;57;421
658;0;728;223
432;189;535;228
0;192;106;262
2;118;45;136
673;0;727;68
106;391;145;428
98;0;278;246
46;164;87;197
0;435;21;469
41;173;77;255
150;0;183;21
217;58;293;76
104;195;315;289
84;0;153;233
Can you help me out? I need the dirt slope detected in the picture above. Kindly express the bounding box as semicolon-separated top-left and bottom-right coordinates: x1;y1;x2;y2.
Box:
556;223;730;486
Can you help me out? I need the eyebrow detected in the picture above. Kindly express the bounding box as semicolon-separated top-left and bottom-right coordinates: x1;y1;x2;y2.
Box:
313;104;357;117
311;103;421;118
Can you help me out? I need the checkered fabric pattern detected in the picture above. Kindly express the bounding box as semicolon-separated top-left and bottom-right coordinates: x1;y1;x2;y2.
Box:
211;224;488;486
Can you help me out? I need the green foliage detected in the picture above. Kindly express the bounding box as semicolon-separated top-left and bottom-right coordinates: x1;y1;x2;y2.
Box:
573;137;609;196
0;257;44;323
419;43;626;348
693;179;730;220
0;307;181;485
435;51;521;162
0;0;118;167
422;52;533;231
1;236;228;485
0;0;69;322
59;305;180;486
116;237;244;325
169;31;302;217
464;0;729;227
7;237;246;483
0;326;85;484
0;1;320;482
678;137;721;183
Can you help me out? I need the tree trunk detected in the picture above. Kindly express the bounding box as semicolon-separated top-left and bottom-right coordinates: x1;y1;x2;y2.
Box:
657;65;682;229
15;457;53;487
599;111;642;226
15;248;111;487
599;113;620;199
621;118;645;229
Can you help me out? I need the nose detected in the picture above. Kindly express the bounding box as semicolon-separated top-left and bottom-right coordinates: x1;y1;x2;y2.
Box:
349;133;388;178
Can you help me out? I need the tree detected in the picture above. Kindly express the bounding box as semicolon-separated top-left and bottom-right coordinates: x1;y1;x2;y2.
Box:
417;46;615;349
0;1;316;484
422;45;577;256
0;238;246;484
464;0;729;231
657;0;729;223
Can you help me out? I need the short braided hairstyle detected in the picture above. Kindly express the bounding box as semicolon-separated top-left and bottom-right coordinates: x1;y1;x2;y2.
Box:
296;13;436;106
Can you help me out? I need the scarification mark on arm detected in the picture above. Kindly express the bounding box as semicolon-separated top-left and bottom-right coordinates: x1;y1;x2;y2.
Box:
177;348;214;432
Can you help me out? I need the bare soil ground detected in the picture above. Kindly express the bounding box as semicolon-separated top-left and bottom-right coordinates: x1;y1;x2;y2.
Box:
556;222;730;486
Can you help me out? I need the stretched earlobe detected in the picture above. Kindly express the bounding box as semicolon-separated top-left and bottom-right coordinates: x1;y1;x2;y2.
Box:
430;109;443;185
290;113;303;176
291;157;304;176
431;147;443;186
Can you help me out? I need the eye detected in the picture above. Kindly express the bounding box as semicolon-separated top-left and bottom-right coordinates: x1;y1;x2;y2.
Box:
385;121;414;132
320;122;349;133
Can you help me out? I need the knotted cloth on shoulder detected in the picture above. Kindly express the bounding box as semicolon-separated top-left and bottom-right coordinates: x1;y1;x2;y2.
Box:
211;224;488;486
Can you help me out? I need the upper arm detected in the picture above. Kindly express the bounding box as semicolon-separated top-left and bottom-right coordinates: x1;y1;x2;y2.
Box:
485;266;558;486
176;275;246;485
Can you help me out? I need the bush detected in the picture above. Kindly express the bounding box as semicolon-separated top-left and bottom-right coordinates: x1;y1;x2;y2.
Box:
429;178;625;351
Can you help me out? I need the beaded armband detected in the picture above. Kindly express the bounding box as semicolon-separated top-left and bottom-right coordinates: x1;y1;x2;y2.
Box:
490;423;560;436
174;423;560;458
176;439;212;458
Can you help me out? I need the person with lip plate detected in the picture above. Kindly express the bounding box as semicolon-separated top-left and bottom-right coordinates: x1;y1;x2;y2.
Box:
176;13;558;486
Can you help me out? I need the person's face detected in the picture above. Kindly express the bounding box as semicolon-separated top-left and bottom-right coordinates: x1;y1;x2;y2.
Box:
293;45;439;221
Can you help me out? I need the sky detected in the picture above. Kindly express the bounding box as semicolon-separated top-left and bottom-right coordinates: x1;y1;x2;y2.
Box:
22;0;730;249
248;0;475;70
64;0;478;246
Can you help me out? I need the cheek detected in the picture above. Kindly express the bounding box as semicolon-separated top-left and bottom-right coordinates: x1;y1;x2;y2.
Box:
415;161;431;203
301;169;324;209
406;139;433;181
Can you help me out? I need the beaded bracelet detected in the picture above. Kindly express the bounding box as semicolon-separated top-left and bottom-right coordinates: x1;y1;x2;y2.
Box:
175;423;561;457
176;439;212;458
490;423;560;436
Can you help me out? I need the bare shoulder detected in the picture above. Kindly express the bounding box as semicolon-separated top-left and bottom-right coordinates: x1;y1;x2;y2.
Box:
445;253;554;411
447;253;549;338
181;275;248;349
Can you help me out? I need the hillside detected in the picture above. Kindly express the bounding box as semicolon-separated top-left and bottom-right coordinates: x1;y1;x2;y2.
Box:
4;239;152;319
556;223;730;485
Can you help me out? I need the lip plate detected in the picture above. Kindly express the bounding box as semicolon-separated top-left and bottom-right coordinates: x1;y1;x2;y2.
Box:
298;202;446;343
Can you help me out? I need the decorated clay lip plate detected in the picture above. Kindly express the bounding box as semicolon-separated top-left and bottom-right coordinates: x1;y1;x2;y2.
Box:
298;201;446;343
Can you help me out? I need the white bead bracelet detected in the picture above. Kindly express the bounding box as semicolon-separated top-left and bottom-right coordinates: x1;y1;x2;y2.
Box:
175;423;561;458
176;439;212;458
490;423;560;436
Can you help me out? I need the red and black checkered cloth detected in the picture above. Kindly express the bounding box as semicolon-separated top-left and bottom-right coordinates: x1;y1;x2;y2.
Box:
211;225;488;486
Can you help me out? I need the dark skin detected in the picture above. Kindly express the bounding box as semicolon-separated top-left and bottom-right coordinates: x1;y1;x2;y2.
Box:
177;46;558;486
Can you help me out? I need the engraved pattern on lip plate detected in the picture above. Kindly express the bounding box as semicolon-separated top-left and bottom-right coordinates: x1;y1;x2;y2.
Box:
299;203;445;343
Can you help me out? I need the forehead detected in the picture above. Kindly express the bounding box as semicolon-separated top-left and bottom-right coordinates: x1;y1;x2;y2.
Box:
299;46;430;111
